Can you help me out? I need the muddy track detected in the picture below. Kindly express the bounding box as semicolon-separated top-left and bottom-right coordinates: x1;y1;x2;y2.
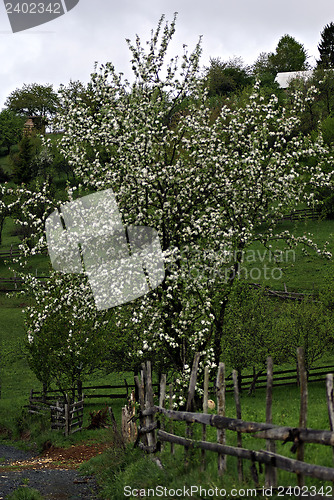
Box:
0;444;101;499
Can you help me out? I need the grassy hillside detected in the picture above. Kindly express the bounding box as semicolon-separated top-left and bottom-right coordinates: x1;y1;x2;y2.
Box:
242;218;334;292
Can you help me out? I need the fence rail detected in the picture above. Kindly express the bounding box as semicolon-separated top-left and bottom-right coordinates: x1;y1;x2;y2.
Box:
277;208;322;222
0;275;49;292
50;397;84;436
0;245;21;259
224;363;334;393
251;282;317;302
29;363;334;405
135;351;334;496
29;381;160;403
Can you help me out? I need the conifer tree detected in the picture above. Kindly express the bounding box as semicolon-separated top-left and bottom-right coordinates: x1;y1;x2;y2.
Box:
317;22;334;68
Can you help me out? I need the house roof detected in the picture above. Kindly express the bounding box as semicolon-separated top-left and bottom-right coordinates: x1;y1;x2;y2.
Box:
275;70;314;89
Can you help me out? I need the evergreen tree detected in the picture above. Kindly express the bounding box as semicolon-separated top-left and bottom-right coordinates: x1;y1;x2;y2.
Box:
11;135;35;183
317;22;334;68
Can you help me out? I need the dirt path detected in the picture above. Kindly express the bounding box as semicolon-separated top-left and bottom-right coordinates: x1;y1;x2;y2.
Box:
0;443;105;499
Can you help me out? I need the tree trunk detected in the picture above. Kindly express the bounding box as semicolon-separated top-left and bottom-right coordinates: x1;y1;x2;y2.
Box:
77;379;83;401
0;215;6;246
42;382;48;403
237;368;242;393
248;367;264;395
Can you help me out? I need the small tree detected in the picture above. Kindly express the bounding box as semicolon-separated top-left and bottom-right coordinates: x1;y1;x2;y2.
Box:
25;273;113;401
0;109;25;155
205;57;253;97
313;67;334;117
0;185;16;245
274;298;334;375
11;135;36;183
5;83;59;131
269;34;310;73
222;281;286;390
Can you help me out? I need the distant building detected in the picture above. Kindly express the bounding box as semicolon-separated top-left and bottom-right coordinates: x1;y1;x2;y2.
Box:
23;115;46;135
275;70;314;89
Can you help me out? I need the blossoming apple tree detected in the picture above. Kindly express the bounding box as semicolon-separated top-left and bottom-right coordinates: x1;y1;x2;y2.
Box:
19;15;333;395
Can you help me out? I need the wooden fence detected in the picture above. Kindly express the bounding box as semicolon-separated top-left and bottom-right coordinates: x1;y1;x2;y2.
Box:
135;350;334;494
27;391;84;436
0;274;49;292
224;363;334;394
30;381;160;403
0;245;21;260
251;282;316;302
278;208;322;222
50;399;84;436
29;362;334;405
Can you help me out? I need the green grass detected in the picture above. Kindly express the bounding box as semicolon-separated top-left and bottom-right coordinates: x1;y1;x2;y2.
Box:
0;217;51;283
242;218;334;292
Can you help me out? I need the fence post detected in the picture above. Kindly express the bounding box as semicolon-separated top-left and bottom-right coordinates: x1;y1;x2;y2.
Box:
55;400;60;431
134;373;147;448
64;401;69;437
169;383;174;455
216;362;226;475
159;374;167;442
108;406;125;448
185;353;201;464
326;373;334;468
186;353;201;412
265;356;277;488
297;347;308;487
232;369;243;482
145;361;156;451
201;365;209;472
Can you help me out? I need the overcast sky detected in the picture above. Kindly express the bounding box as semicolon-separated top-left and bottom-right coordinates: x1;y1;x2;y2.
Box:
0;0;333;109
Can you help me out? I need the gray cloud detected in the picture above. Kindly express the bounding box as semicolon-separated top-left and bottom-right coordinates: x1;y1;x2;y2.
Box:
0;0;332;107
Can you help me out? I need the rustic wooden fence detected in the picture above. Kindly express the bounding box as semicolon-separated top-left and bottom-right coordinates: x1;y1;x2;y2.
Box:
251;282;317;302
0;274;49;292
50;399;84;436
224;363;334;394
135;349;334;493
30;380;160;403
27;391;84;436
29;362;334;405
278;207;322;222
0;245;21;260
